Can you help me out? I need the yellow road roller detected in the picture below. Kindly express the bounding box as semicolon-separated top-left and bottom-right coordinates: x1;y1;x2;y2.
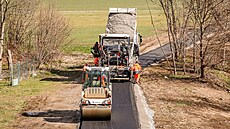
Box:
80;67;112;121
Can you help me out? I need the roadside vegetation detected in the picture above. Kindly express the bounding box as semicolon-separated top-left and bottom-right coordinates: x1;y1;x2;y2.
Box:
0;78;59;128
149;0;229;79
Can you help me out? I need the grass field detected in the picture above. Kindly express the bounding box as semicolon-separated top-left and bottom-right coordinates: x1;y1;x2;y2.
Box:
0;79;58;128
54;0;166;53
55;0;159;11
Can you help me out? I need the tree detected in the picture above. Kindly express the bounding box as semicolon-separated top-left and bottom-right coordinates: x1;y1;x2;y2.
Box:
190;0;227;78
33;3;71;68
5;1;72;69
158;0;178;74
156;0;229;78
6;0;39;60
0;0;10;79
158;0;192;75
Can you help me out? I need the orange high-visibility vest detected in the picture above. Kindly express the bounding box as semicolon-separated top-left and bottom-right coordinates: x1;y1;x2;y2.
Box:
137;63;142;71
134;63;141;74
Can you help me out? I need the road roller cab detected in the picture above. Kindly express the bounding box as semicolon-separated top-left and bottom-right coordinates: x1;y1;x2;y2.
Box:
80;66;112;121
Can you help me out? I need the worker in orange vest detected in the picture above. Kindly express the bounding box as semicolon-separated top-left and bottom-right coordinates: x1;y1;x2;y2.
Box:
130;61;142;84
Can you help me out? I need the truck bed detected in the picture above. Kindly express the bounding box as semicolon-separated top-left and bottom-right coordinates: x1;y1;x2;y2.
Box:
106;8;137;42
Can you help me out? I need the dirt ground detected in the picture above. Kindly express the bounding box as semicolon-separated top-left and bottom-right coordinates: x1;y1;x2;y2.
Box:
12;83;82;129
140;66;230;129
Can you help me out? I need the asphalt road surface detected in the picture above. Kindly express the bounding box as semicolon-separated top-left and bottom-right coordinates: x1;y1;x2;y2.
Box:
80;82;139;129
139;43;171;68
140;33;195;68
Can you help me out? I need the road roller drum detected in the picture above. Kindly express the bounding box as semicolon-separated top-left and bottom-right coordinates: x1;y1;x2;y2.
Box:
81;107;111;120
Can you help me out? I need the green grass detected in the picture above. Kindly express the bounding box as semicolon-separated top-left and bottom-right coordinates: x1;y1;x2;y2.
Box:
52;0;166;53
0;79;58;128
55;0;158;11
216;71;230;88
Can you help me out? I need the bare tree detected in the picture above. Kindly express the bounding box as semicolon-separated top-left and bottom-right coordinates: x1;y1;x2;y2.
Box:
34;3;71;68
0;0;10;79
6;0;39;60
0;0;73;80
157;0;193;75
176;1;193;74
156;0;229;78
146;0;171;70
4;1;72;69
158;0;178;74
190;0;227;78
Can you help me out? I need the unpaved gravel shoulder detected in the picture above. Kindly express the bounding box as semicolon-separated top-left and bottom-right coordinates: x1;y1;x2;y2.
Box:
12;83;82;129
140;66;230;129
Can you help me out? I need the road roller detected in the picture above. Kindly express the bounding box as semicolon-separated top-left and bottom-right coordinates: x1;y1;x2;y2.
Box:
80;66;112;121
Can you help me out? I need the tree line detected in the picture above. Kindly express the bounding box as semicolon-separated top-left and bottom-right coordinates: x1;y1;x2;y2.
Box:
149;0;229;78
0;0;71;78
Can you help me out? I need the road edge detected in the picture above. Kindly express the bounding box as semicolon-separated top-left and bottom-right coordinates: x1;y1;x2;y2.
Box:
134;84;155;129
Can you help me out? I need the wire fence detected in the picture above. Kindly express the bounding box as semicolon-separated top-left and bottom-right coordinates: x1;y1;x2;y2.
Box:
3;60;37;86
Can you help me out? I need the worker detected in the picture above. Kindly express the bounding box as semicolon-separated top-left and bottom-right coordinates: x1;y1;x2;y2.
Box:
94;57;99;66
82;63;88;71
91;42;100;66
101;72;107;87
99;45;106;66
82;63;88;83
121;46;128;65
97;72;107;87
130;61;142;84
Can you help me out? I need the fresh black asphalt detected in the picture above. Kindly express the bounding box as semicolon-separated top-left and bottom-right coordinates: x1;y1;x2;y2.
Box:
139;43;171;68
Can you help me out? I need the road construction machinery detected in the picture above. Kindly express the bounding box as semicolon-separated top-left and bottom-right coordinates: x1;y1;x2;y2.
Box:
98;8;142;80
80;66;112;120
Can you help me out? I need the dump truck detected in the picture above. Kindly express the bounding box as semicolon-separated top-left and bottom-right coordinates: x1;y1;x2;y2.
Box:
99;8;142;80
80;66;112;120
